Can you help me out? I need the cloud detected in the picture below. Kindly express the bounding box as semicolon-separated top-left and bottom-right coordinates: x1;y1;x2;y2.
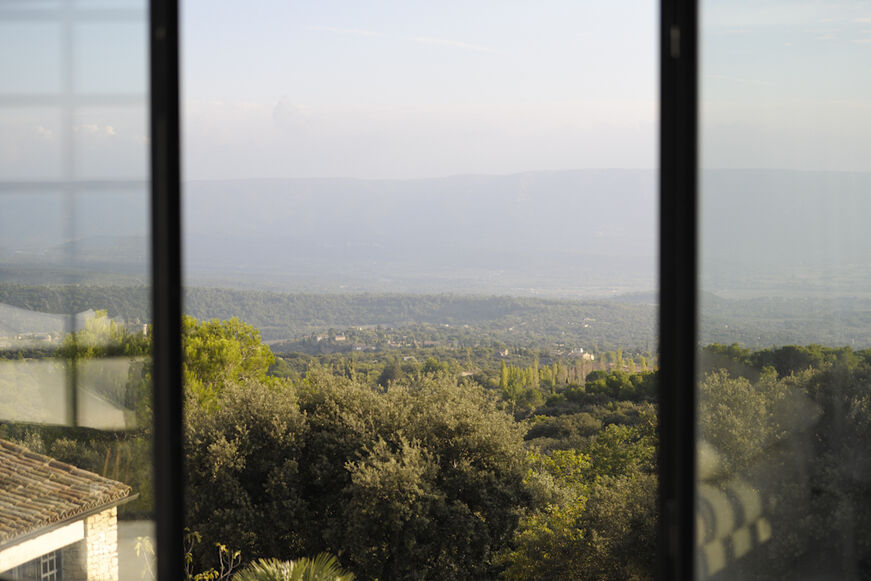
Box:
75;124;117;137
272;98;308;130
35;126;54;140
407;36;496;54
312;26;379;37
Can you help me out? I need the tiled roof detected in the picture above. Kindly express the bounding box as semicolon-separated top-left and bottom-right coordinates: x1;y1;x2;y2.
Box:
0;439;132;547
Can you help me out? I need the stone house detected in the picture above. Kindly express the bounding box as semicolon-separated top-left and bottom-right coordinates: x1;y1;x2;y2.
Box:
0;439;132;581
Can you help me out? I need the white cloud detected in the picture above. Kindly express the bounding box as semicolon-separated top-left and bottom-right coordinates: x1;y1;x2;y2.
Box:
407;36;496;54
272;98;309;131
77;124;101;135
35;126;53;140
74;124;117;137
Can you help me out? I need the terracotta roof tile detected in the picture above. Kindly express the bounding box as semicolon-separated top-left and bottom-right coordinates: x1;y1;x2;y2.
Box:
0;439;131;547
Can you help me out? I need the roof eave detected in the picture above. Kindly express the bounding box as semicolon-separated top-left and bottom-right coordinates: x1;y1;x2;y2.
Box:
0;492;139;553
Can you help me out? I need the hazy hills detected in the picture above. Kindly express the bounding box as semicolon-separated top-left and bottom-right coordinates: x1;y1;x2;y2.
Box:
2;169;871;298
6;283;871;349
183;169;657;296
700;169;871;296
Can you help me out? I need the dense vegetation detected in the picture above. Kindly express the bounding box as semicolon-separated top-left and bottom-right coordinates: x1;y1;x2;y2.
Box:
697;343;871;578
179;316;660;580
8;288;871;578
1;314;658;579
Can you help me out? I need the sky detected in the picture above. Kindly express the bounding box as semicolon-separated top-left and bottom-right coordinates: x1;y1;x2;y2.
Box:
179;0;871;180
3;2;871;182
181;0;658;180
701;0;871;172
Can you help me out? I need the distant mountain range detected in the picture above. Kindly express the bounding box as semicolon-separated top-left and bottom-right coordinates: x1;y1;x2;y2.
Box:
2;169;870;298
699;169;871;297
182;169;657;296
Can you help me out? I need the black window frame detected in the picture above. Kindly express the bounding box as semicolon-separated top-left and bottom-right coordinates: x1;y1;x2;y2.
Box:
150;1;183;579
658;0;698;579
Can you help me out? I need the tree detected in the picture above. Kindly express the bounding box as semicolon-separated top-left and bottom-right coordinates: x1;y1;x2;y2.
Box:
183;316;275;409
58;309;150;359
698;369;771;473
185;380;307;566
375;359;402;388
501;417;656;581
185;368;530;579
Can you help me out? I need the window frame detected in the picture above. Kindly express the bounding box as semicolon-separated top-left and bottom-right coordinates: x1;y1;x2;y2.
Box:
150;1;184;579
658;0;698;579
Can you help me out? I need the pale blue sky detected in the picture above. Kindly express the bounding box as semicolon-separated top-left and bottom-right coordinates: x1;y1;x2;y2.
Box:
3;1;871;181
701;0;871;171
181;1;659;179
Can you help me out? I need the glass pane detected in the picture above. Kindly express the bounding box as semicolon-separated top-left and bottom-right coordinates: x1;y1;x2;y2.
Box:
0;2;154;580
698;1;871;578
183;1;658;580
0;22;62;95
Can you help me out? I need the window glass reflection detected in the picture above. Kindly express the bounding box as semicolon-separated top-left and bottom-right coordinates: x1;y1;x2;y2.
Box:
0;1;153;579
699;1;871;578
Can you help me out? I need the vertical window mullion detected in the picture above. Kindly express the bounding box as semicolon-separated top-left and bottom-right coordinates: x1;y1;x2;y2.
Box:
658;0;698;579
150;0;183;579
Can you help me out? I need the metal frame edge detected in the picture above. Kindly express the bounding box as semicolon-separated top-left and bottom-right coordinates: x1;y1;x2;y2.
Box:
150;0;184;578
658;0;698;579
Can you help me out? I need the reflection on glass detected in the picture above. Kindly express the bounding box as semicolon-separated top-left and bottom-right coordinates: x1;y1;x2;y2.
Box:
699;1;871;578
0;1;153;579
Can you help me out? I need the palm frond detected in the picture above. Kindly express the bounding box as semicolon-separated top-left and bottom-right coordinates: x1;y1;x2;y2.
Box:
232;554;355;581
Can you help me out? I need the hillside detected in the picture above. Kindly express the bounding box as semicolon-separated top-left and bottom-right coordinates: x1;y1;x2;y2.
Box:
5;285;871;350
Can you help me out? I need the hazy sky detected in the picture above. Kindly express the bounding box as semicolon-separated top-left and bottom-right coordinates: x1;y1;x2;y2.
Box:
179;0;871;180
702;0;871;172
3;2;871;182
181;1;658;180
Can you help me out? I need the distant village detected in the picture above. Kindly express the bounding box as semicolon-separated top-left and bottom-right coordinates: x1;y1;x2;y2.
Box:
280;324;598;363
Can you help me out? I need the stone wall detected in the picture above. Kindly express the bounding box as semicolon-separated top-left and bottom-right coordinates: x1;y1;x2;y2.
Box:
83;507;119;581
0;507;120;581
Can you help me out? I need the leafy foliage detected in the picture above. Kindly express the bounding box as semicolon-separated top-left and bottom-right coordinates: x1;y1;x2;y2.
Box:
233;555;355;581
185;364;529;579
501;415;657;581
183;316;275;409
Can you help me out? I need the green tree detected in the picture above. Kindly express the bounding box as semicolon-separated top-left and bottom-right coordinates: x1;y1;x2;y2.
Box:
186;368;530;580
183;316;275;409
375;359;402;388
502;418;656;581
